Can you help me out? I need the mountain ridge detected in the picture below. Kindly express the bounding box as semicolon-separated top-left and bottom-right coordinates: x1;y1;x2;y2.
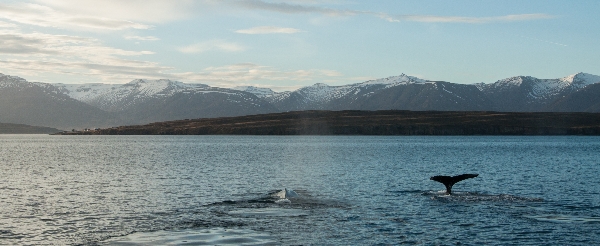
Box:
2;72;600;130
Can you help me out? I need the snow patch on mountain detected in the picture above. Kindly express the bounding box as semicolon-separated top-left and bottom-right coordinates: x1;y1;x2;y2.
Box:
56;79;211;103
296;83;355;103
476;73;600;100
360;73;426;87
1;73;54;91
0;73;28;87
55;79;257;112
122;79;210;97
56;83;120;101
255;73;429;104
232;86;276;98
438;83;464;100
561;72;600;88
1;73;69;101
531;79;568;99
40;72;600;113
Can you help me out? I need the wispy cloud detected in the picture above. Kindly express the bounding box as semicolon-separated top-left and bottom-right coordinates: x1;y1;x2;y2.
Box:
381;13;555;24
0;21;18;29
0;28;341;85
124;35;160;41
236;26;303;34
175;63;345;89
178;40;246;54
0;33;60;55
34;0;200;23
238;0;357;16
0;30;162;82
0;32;153;57
237;0;555;24
520;35;568;47
0;59;171;80
0;3;151;30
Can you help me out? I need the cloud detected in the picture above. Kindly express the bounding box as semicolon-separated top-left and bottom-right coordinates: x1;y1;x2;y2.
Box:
0;59;178;84
34;0;201;23
236;26;303;34
238;0;357;16
178;40;246;54
520;35;568;47
0;30;162;82
2;58;346;89
320;70;342;77
381;13;555;24
124;35;160;41
0;33;59;55
174;63;345;89
0;27;342;86
0;21;18;29
237;0;555;24
0;32;153;57
0;2;151;30
68;16;150;30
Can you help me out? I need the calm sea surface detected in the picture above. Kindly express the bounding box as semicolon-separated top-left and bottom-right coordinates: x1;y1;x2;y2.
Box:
1;135;599;245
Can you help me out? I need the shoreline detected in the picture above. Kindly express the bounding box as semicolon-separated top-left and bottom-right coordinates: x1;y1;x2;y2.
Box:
56;110;600;136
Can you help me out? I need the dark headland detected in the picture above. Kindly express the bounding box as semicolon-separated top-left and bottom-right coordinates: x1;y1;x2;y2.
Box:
0;123;61;134
56;110;600;135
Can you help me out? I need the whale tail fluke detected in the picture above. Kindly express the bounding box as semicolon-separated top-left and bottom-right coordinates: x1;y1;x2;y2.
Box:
284;188;299;198
430;174;478;195
273;188;299;201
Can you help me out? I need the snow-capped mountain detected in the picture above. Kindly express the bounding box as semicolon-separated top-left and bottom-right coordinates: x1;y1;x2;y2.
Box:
2;72;600;130
563;72;600;88
250;74;430;111
235;74;484;111
56;78;278;124
232;86;276;98
56;79;213;111
231;72;600;113
475;72;600;112
360;73;427;86
0;73;118;129
477;72;600;100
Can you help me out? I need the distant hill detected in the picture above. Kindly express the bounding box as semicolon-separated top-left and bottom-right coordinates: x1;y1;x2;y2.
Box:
3;72;600;130
546;83;600;112
249;73;600;112
0;73;120;130
58;110;600;135
0;123;61;134
55;78;279;125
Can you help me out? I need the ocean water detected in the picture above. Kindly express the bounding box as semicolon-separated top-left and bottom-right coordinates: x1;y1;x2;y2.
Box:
1;135;599;245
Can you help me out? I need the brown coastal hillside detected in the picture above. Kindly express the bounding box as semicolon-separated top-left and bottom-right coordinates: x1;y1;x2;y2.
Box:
58;110;600;135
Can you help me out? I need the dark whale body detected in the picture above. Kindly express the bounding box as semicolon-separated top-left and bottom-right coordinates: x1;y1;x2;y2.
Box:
430;174;479;195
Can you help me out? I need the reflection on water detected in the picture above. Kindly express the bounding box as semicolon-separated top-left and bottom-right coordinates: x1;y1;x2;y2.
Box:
105;228;276;245
1;135;599;245
228;208;308;217
424;191;545;202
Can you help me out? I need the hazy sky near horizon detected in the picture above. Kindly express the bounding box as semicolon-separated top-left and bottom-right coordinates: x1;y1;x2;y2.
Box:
0;0;598;91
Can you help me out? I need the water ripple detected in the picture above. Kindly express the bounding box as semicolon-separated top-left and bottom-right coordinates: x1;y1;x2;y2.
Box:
0;135;599;245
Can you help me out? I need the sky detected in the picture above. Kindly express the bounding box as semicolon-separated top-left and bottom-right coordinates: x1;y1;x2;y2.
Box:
0;0;599;91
